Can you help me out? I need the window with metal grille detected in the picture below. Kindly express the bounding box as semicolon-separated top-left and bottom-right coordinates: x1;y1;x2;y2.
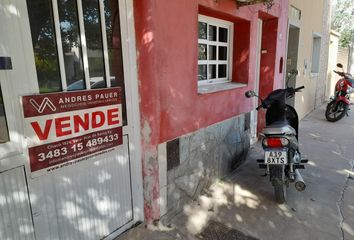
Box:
27;0;127;123
27;0;124;92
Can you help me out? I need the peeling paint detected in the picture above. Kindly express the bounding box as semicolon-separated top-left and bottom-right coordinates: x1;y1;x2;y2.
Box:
142;120;152;144
141;149;161;223
134;0;288;223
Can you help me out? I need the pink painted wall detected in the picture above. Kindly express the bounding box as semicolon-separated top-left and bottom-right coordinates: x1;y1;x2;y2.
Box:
135;0;288;145
134;0;289;221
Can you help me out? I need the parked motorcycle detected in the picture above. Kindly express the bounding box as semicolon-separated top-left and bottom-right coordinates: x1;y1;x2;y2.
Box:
325;63;354;122
245;70;307;203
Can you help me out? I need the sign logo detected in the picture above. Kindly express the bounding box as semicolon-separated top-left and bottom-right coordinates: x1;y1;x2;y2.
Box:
29;97;56;113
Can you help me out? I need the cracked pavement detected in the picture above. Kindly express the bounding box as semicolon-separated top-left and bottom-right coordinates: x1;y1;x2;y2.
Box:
118;105;354;240
337;160;354;240
301;105;354;240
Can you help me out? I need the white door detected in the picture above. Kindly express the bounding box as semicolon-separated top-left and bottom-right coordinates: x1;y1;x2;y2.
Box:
0;0;143;239
285;24;300;107
0;1;37;239
250;19;262;144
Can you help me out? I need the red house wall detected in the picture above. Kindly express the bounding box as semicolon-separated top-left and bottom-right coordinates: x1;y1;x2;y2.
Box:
134;0;289;221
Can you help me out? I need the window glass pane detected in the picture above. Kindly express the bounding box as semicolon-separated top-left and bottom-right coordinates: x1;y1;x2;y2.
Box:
218;64;227;78
0;85;9;143
105;0;124;88
209;25;217;41
198;22;207;39
82;0;106;89
198;44;207;60
209;45;216;60
219;27;228;42
311;37;321;73
58;0;85;91
197;16;232;84
27;0;62;93
219;46;227;60
198;65;207;81
208;65;216;79
104;0;127;125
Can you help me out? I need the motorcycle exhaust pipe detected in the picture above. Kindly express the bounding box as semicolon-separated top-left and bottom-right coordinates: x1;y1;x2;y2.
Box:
294;169;306;192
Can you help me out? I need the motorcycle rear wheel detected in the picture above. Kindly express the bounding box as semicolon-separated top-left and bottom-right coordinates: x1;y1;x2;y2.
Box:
270;165;287;204
325;101;348;122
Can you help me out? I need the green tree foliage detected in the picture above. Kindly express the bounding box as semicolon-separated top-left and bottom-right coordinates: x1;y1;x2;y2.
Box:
332;0;354;47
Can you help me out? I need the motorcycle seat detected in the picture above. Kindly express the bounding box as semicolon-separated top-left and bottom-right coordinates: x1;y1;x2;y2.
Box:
263;121;296;136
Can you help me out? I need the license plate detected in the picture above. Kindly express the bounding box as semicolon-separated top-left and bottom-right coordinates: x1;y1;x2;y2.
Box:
264;150;288;164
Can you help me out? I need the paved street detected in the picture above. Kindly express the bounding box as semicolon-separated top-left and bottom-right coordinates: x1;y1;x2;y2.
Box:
118;105;354;240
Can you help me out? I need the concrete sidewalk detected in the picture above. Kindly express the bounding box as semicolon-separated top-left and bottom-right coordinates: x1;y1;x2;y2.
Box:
117;105;354;240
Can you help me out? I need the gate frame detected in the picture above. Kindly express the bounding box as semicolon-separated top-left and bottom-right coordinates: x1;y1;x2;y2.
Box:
0;0;144;238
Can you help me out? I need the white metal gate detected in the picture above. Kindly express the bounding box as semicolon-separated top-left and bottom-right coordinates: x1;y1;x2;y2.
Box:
30;136;134;239
0;0;143;239
0;167;35;240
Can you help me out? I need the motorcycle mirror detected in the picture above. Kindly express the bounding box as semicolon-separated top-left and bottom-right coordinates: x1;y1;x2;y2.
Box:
245;90;256;98
337;63;343;68
286;69;298;87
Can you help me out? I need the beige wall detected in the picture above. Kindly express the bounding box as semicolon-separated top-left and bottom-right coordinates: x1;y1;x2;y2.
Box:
326;32;340;99
288;0;331;119
337;47;349;72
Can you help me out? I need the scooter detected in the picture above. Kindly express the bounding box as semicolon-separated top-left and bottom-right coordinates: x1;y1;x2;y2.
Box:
325;63;354;122
245;70;307;203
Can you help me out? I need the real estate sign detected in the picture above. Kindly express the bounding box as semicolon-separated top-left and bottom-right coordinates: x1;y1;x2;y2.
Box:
22;88;123;177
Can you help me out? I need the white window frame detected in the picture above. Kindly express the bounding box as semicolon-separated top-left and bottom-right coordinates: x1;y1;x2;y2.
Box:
311;33;322;76
0;4;26;161
198;15;234;85
0;77;22;160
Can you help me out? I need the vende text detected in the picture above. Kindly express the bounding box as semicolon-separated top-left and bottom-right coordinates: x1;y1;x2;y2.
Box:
31;107;120;141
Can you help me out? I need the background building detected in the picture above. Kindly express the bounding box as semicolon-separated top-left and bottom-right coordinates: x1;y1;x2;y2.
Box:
286;0;331;118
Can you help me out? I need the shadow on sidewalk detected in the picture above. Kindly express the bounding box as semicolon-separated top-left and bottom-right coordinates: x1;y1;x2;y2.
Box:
118;105;354;240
